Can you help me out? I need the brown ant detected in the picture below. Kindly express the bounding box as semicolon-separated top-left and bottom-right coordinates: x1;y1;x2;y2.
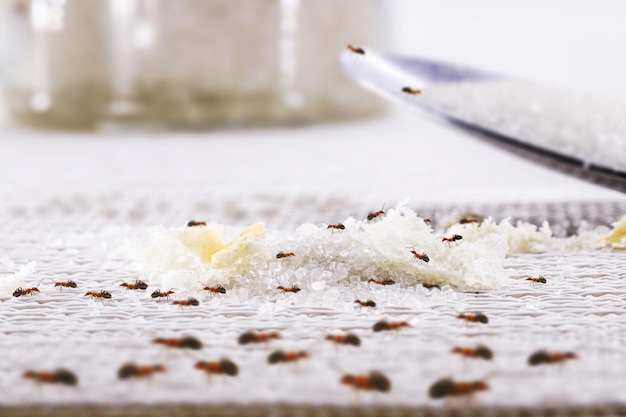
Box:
118;363;165;380
372;320;409;332
151;289;176;299
327;223;345;231
276;285;301;293
238;331;281;345
402;86;422;95
268;350;309;364
187;220;206;227
119;280;148;290
84;290;112;299
153;336;202;350
23;369;78;386
195;359;239;376
442;234;463;245
423;283;441;290
428;377;488;398
409;249;429;263
456;312;489;324
340;371;391;392
202;284;226;294
54;280;77;290
13;287;40;297
451;345;493;360
276;252;295;259
354;299;376;307
526;276;547;284
459;217;481;225
172;297;200;307
367;205;385;221
325;333;361;346
346;44;365;55
367;278;395;286
528;350;578;366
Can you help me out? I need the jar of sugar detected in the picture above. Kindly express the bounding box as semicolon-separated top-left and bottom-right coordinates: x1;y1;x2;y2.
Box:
1;0;383;129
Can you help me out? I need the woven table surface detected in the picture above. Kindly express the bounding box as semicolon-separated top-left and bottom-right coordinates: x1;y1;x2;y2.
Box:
1;111;626;415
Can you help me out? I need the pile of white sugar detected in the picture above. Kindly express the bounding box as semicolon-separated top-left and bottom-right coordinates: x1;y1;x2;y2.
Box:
124;202;609;300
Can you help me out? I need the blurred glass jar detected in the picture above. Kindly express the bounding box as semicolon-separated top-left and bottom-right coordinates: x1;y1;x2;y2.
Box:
1;0;383;129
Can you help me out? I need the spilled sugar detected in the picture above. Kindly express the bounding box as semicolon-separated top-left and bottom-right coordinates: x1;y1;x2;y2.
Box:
422;80;626;172
124;201;611;300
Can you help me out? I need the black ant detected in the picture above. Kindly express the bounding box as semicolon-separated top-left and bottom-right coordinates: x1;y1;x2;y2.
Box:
409;248;429;263
346;44;365;55
151;289;176;300
187;220;206;227
153;336;202;350
451;345;493;360
195;359;238;376
23;369;78;386
118;363;165;380
276;285;301;293
428;377;488;399
456;312;489;324
13;287;40;297
325;334;361;346
367;278;395;286
442;234;463;245
341;371;391;392
119;280;148;290
354;299;376;307
402;86;422;95
84;290;112;299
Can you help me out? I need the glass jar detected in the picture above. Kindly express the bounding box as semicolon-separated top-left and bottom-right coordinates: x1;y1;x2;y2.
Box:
1;0;383;129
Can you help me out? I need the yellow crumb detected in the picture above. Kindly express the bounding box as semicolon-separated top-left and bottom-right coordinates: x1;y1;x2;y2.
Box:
605;213;626;248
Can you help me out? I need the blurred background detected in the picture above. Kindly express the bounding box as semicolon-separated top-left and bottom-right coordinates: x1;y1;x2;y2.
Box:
1;0;626;223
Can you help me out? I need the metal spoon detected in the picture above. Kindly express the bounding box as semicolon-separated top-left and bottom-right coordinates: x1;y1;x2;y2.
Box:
340;49;626;193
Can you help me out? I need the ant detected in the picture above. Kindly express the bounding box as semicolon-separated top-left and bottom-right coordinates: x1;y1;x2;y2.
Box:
528;350;578;366
118;363;165;380
151;289;176;299
276;285;301;293
367;205;385;221
13;287;40;297
367;278;395;286
526;276;547;284
187;220;206;227
340;371;391;392
276;252;295;259
54;280;78;290
409;249;429;263
442;234;463;245
172;297;200;307
451;345;493;360
195;359;239;377
372;320;409;332
354;299;376;307
84;290;112;299
153;336;202;350
202;284;226;294
327;223;345;231
401;86;422;95
268;350;309;364
459;217;481;225
119;280;148;290
238;331;281;345
428;377;488;399
325;333;361;346
423;283;441;290
23;369;78;386
346;44;365;55
456;312;489;324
